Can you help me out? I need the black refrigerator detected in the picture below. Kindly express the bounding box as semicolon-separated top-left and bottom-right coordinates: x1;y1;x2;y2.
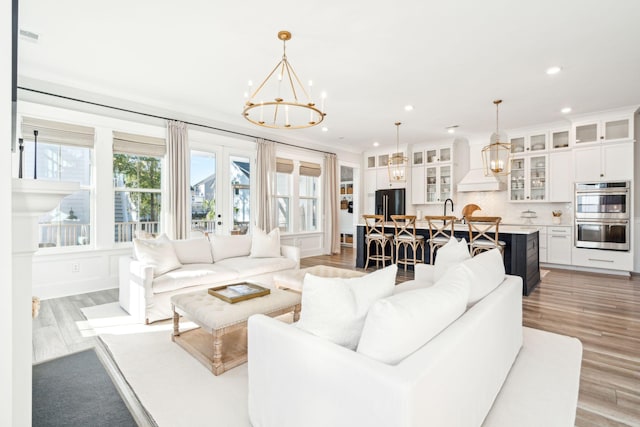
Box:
375;188;406;222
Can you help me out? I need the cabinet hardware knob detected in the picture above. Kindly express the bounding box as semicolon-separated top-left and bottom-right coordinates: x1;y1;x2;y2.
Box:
526;196;530;199
600;173;604;177
526;147;529;150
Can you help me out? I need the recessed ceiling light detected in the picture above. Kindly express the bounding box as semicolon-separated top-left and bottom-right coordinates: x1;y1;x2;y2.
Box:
373;141;380;147
404;105;414;111
446;125;459;134
561;107;572;114
546;66;562;75
321;127;328;132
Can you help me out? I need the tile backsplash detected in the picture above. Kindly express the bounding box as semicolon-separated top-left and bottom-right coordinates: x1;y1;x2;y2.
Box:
410;191;573;226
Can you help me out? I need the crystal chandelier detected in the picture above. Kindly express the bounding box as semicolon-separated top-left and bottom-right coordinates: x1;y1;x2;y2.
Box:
481;99;511;176
388;122;408;182
242;31;326;129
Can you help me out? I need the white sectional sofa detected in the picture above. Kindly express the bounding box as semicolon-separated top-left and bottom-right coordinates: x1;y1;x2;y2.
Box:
248;249;524;427
119;232;300;323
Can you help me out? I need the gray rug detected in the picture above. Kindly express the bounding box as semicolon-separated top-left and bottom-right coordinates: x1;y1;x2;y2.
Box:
33;348;137;427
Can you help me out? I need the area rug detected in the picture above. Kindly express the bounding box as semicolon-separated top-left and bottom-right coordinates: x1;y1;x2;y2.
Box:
83;304;582;427
33;348;137;427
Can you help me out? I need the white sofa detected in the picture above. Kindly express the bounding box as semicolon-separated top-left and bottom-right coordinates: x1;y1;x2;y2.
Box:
247;261;523;427
119;233;300;323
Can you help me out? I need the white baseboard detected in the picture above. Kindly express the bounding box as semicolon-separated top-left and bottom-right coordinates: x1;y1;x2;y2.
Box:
540;262;631;277
34;277;118;300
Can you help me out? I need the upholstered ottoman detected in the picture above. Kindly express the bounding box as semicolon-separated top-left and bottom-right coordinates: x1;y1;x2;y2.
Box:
171;287;301;375
273;265;366;293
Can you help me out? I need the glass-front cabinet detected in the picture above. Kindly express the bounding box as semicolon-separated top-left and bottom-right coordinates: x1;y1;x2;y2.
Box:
425;146;451;164
550;129;570;150
573;116;632;144
510;132;547;154
424;164;451;203
509;155;547;202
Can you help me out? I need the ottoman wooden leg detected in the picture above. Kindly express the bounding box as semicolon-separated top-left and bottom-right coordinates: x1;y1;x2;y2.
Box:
212;330;224;375
293;303;301;322
172;305;180;339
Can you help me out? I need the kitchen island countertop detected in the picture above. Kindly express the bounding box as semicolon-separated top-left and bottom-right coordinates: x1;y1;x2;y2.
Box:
357;221;542;235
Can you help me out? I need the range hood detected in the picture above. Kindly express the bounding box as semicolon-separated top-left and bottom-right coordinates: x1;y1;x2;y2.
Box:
457;168;506;192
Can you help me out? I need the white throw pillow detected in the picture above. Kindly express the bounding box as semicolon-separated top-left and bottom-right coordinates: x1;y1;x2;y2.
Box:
357;264;470;364
250;228;282;258
296;264;397;350
433;237;470;282
461;248;506;306
133;234;182;277
210;234;252;262
171;238;213;264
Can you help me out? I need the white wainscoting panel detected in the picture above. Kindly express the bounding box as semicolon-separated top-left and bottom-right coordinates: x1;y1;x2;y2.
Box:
281;232;325;258
32;248;131;299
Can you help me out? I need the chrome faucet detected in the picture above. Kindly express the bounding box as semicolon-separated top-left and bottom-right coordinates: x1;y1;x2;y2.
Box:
443;198;455;227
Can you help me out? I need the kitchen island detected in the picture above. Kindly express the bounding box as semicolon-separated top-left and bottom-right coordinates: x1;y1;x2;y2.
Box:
356;222;540;295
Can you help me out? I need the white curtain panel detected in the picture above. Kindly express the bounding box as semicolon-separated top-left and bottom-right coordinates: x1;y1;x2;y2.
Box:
167;120;189;240
256;139;276;232
324;153;341;254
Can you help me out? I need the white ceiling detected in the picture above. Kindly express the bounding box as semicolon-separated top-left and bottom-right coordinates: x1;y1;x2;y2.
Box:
17;0;640;153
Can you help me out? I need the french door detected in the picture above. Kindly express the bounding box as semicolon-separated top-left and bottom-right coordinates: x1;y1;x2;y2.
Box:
190;144;255;236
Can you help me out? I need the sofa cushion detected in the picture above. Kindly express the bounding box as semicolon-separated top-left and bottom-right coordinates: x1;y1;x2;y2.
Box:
133;234;182;277
295;264;397;350
357;264;470;364
434;237;470;282
152;264;239;294
172;237;213;264
250;228;282;258
461;248;506;306
215;256;297;277
210;234;252;262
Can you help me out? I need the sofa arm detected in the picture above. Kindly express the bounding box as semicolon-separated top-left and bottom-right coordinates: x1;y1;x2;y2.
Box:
248;315;409;427
118;256;154;323
280;244;300;268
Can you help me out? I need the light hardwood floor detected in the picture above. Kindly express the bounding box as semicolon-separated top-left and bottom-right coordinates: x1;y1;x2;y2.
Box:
33;248;640;426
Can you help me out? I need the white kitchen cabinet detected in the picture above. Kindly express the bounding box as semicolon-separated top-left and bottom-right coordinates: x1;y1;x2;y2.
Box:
549;151;573;202
550;128;571;150
510;131;548;154
423;164;452;203
410;139;469;205
538;227;548;263
546;226;572;265
363;148;407;191
411;166;425;204
573;141;634;182
508;154;548;202
573;115;633;145
572;247;633;271
425;146;452;164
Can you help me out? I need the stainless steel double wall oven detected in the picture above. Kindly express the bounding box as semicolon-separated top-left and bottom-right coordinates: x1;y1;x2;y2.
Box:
574;181;631;251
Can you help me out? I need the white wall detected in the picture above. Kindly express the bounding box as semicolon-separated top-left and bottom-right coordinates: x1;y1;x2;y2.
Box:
1;0;14;424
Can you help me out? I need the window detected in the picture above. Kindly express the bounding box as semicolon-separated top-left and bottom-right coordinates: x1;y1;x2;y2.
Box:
113;132;165;242
276;173;291;231
20;117;95;248
298;161;321;232
190;151;216;233
275;157;294;232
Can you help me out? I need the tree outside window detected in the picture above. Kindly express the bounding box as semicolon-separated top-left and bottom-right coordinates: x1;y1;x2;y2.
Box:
113;153;162;242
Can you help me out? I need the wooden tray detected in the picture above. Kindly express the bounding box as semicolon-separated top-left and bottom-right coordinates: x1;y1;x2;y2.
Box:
208;282;270;304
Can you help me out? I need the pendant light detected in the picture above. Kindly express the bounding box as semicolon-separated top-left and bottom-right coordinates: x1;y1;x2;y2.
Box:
481;100;511;176
388;122;407;182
